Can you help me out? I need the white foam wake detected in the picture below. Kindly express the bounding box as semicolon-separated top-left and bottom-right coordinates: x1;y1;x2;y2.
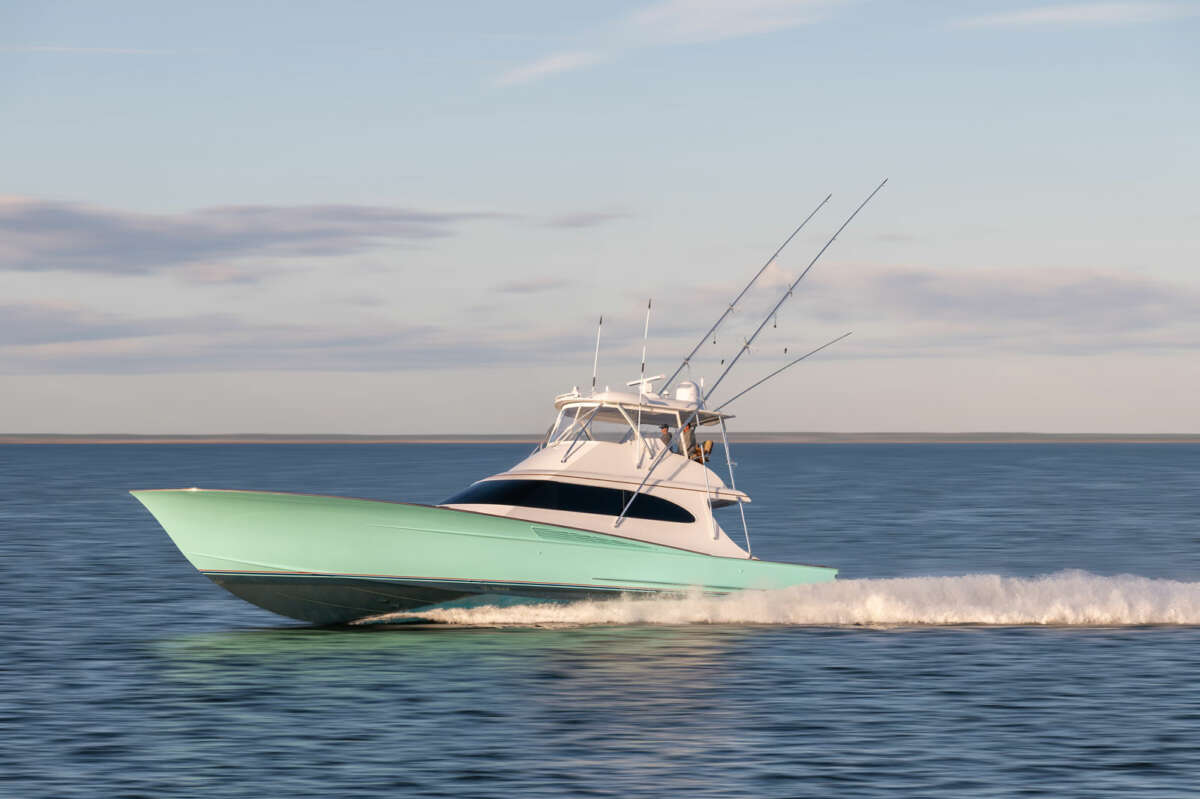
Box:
360;571;1200;627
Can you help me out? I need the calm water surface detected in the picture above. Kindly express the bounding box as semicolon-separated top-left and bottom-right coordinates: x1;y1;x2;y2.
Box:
1;444;1198;797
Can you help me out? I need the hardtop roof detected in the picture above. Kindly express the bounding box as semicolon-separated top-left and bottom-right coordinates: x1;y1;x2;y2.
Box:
553;389;732;428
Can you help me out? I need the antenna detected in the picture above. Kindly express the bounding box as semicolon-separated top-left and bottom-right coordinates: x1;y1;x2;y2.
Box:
636;298;652;450
661;193;832;394
639;299;652;388
590;315;603;394
614;179;887;529
713;331;852;412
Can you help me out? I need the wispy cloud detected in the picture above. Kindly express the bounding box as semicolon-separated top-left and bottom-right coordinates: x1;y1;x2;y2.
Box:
629;0;844;45
644;263;1200;376
0;46;175;55
0;300;597;375
494;50;607;86
176;264;265;285
8;263;1195;375
0;302;243;347
789;265;1200;356
0;197;497;275
494;0;847;86
870;267;1193;327
953;2;1197;29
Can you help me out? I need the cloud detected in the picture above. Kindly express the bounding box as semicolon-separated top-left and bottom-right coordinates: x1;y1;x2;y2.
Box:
783;265;1200;357
177;264;265;285
953;2;1197;29
8;265;1196;376
493;277;575;294
642;264;1200;381
493;50;607;86
629;0;844;45
844;266;1196;327
0;197;496;275
494;0;847;85
0;302;243;347
0;300;599;375
543;210;632;229
495;1;1192;85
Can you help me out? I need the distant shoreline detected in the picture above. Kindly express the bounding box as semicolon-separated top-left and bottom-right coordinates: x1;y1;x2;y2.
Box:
3;433;1199;445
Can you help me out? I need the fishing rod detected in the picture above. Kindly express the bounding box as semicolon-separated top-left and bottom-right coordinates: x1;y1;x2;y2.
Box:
614;179;887;528
712;331;852;412
696;178;885;406
660;193;832;394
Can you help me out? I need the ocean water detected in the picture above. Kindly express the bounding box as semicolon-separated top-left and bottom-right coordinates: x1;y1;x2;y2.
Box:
2;443;1199;797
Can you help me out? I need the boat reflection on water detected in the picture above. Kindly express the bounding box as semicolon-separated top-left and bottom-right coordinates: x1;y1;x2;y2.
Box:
150;623;755;696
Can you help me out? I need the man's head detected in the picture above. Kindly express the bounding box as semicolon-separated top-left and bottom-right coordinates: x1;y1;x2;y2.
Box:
660;424;669;432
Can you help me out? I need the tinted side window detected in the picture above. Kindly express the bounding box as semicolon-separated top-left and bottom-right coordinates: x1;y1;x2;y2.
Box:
443;479;695;524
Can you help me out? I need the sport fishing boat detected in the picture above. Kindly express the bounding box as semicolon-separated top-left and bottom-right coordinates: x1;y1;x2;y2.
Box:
132;382;834;625
133;181;885;625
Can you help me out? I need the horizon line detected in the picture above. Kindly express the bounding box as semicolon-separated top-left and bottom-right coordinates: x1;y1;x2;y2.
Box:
4;432;1199;445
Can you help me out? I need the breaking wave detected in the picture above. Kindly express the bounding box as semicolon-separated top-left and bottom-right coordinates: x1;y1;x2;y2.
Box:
359;571;1200;627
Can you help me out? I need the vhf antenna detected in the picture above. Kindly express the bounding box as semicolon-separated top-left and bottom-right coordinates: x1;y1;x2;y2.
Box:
636;298;652;441
661;192;832;394
639;299;652;390
590;314;603;394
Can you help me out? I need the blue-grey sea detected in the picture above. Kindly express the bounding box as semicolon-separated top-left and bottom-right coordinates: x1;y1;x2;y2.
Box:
2;443;1199;797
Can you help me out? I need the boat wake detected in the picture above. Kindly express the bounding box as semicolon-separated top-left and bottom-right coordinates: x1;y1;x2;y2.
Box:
358;571;1200;627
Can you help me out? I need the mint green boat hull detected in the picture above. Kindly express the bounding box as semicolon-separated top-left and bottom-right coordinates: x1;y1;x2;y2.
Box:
132;489;837;625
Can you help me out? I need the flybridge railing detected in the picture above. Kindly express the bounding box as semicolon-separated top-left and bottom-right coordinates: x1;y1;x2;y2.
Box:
550;398;695;466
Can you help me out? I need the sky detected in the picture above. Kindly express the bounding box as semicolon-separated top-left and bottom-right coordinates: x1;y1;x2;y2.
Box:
2;0;1197;434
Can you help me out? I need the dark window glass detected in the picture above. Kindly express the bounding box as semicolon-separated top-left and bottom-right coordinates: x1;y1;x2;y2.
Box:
442;479;695;524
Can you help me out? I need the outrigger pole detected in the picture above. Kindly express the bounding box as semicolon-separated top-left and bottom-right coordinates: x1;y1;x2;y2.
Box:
713;331;853;413
614;179;887;532
660;193;832;395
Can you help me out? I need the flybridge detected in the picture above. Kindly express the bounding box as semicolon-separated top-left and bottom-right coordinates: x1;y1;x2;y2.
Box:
552;385;733;430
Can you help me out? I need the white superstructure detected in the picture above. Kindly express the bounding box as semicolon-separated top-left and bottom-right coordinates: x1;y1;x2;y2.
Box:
441;382;752;558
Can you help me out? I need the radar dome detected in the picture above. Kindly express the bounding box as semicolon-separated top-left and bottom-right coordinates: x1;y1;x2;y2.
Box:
674;381;699;404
